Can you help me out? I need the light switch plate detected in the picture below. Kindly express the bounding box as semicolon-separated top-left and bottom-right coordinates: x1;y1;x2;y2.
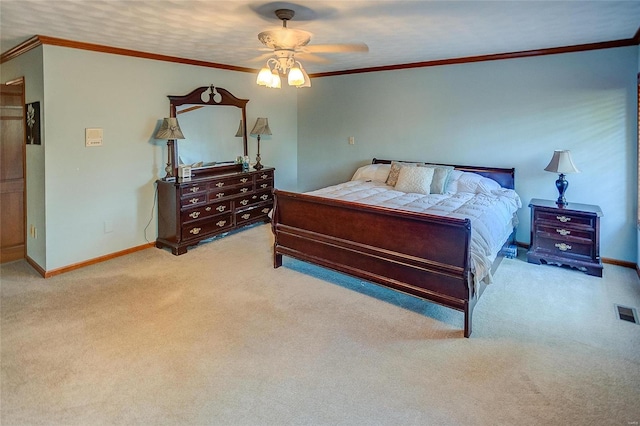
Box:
85;128;103;147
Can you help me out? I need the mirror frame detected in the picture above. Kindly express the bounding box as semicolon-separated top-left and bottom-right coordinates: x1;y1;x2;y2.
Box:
167;85;249;178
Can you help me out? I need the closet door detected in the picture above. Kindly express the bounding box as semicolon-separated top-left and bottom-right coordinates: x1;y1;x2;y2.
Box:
0;82;26;263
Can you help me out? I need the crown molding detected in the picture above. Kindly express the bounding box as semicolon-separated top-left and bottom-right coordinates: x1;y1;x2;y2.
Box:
309;37;638;78
3;33;638;76
1;35;256;73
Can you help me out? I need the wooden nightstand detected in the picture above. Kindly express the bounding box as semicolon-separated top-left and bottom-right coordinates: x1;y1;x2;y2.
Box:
527;198;603;277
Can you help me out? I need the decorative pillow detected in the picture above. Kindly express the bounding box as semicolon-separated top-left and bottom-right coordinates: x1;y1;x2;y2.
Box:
386;161;417;186
351;164;391;182
394;165;435;195
419;164;454;194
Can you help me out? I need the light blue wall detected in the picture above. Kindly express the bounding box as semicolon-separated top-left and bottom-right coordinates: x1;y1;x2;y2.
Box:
298;46;638;263
7;45;298;271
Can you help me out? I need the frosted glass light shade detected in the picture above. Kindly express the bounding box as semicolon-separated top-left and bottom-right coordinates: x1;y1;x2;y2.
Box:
288;67;304;86
269;71;281;89
256;67;272;86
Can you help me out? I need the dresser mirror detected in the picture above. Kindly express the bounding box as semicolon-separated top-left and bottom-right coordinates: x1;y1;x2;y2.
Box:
168;86;249;178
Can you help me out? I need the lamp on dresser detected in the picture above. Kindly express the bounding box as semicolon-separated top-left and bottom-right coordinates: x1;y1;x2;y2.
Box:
250;117;272;171
544;149;580;206
155;117;185;181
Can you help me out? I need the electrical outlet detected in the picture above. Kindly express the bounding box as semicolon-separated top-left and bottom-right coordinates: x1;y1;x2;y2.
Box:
348;136;355;145
104;221;113;234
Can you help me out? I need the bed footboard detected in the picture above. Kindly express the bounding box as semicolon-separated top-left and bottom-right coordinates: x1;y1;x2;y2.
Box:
272;189;480;337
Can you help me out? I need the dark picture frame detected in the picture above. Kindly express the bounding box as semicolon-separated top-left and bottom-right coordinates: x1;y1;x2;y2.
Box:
25;101;41;145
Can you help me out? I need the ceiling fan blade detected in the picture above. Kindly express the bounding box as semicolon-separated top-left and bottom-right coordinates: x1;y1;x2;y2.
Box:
303;43;369;53
295;52;331;64
249;52;275;63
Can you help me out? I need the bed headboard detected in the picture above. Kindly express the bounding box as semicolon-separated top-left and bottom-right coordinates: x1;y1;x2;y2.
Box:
371;158;515;190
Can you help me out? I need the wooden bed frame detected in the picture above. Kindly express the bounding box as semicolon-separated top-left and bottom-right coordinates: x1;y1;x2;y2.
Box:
271;158;516;337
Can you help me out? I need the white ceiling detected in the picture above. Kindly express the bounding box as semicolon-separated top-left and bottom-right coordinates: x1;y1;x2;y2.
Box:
1;1;639;74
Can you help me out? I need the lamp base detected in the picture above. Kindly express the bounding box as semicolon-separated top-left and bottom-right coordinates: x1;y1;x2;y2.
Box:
555;173;568;206
253;154;264;170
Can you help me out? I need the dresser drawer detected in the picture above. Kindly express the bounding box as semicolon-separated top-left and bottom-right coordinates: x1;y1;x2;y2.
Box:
182;213;233;240
181;200;232;222
181;193;207;208
535;210;594;228
180;182;207;197
256;179;273;191
209;184;253;201
236;189;273;208
256;170;274;182
235;204;271;225
208;175;253;190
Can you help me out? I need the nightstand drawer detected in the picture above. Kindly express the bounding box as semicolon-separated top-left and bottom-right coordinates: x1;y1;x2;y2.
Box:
535;210;595;228
535;224;594;241
535;236;594;259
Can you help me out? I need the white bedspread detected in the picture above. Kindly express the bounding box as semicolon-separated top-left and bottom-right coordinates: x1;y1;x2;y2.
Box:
306;180;522;284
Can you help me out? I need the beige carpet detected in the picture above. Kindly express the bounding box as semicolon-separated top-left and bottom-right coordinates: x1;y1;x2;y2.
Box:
1;224;639;425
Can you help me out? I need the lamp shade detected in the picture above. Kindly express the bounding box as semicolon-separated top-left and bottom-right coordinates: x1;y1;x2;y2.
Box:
235;120;244;137
250;118;272;136
544;150;580;174
155;117;185;139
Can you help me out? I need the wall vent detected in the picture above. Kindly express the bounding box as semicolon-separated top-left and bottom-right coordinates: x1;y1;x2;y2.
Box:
615;304;639;324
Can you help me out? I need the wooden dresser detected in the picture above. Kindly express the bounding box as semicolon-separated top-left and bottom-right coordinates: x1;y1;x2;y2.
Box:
526;198;602;277
156;165;275;255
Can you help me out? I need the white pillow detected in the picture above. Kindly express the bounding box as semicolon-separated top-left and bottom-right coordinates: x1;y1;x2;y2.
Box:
351;164;391;182
477;176;502;194
450;171;502;194
394;165;435;195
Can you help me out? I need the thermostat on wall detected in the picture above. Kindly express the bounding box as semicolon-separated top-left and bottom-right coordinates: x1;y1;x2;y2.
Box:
85;128;103;147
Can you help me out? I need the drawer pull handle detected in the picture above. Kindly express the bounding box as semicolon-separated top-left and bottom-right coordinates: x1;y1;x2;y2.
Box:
216;205;226;212
189;198;199;204
240;200;249;206
189;211;200;219
189;187;200;193
241;213;251;220
556;215;571;223
262;208;270;214
205;207;212;211
240;188;249;193
260;194;269;201
216;193;225;198
556;228;571;236
216;220;226;227
189;227;201;235
216;182;225;187
240;178;248;183
260;184;268;189
261;174;268;179
555;243;572;251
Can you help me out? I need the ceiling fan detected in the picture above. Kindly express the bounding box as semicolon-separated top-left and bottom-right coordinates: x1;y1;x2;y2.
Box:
255;8;368;88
